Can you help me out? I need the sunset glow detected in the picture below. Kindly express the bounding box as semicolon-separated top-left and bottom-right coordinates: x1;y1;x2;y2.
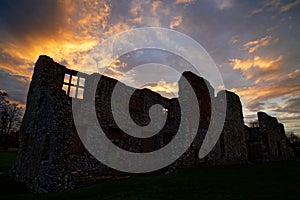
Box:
0;0;299;134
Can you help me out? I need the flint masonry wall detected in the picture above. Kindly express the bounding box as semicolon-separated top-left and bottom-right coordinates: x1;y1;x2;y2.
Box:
245;112;294;162
206;91;248;164
13;57;74;191
13;56;110;192
12;55;295;192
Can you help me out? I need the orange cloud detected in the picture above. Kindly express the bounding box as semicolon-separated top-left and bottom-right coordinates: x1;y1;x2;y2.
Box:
231;84;299;104
127;0;189;32
287;69;300;79
230;68;300;106
231;55;282;71
100;21;133;39
3;34;98;62
229;66;300;130
129;1;141;16
243;36;273;53
0;0;112;77
0;0;137;81
252;0;300;15
100;58;128;80
279;113;300;121
128;0;164;27
152;1;163;12
230;55;285;83
0;59;32;78
169;16;183;29
144;80;178;98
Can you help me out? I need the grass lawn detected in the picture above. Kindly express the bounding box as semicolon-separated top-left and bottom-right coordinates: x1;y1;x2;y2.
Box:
0;151;18;172
0;152;299;200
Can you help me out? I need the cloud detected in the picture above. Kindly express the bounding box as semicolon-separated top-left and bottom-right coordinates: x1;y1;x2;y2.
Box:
244;114;258;120
174;0;195;5
232;84;290;105
211;0;234;10
0;0;112;73
129;0;143;16
247;101;265;112
231;68;300;111
231;56;282;71
231;82;299;105
152;1;163;12
287;69;300;79
0;0;299;134
278;113;300;121
169;16;183;29
0;51;34;77
230;55;283;83
0;0;139;81
144;80;178;98
243;36;274;53
0;69;29;106
101;58;128;80
249;8;264;16
274;97;300;113
280;0;300;13
250;0;300;15
0;0;139;103
127;0;176;27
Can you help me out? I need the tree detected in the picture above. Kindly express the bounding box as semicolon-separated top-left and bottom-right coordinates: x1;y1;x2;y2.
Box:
0;90;8;107
0;90;23;151
286;132;300;143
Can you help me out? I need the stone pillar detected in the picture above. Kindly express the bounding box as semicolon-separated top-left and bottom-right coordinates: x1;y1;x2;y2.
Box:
13;56;74;192
258;112;295;161
211;90;248;164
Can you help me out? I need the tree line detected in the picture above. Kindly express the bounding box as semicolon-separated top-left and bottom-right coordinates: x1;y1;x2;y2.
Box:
0;90;23;151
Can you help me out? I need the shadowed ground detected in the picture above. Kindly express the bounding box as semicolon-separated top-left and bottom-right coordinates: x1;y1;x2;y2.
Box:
0;152;299;199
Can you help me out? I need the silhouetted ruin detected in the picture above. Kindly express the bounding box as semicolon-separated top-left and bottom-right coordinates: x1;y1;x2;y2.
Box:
12;56;295;192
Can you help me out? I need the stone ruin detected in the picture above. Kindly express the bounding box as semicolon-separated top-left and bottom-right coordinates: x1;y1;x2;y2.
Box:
11;55;295;192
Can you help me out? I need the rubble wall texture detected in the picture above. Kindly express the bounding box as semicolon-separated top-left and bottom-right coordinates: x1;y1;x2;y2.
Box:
13;57;73;192
12;55;295;192
257;112;294;161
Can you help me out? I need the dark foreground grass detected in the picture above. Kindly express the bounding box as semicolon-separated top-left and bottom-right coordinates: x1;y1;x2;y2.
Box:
0;151;17;172
0;152;299;200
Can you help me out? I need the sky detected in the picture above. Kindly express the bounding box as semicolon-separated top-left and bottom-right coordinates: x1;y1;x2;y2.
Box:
0;0;299;135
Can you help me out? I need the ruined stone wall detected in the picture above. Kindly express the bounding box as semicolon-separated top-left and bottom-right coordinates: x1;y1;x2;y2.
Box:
245;127;265;162
208;91;248;164
13;56;74;192
244;112;295;162
12;56;110;191
257;112;294;161
12;55;295;192
166;71;214;171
